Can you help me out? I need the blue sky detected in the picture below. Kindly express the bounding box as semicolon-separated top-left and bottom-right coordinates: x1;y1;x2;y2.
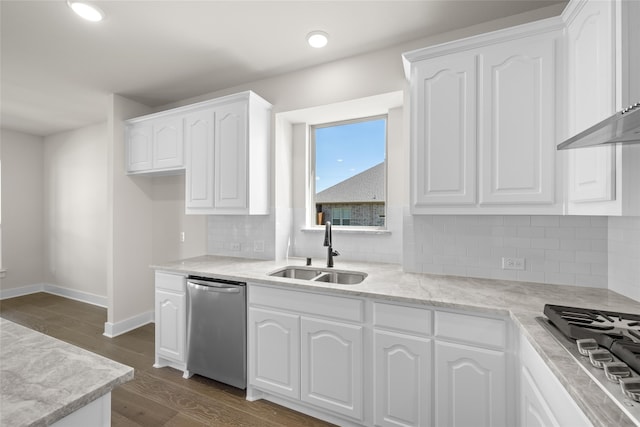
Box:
315;118;386;193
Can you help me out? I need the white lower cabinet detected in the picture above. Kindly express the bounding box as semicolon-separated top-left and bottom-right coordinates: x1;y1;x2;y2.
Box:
248;307;300;399
154;272;187;373
434;341;507;427
301;317;364;420
518;333;592;427
246;284;596;427
248;284;364;424
374;330;431;427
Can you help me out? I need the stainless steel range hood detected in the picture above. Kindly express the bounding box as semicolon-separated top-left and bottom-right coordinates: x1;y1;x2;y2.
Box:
557;103;640;150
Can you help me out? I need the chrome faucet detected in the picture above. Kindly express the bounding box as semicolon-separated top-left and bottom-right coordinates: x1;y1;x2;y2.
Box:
323;221;340;268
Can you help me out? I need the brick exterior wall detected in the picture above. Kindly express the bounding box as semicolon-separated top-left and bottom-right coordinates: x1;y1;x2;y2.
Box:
317;202;385;227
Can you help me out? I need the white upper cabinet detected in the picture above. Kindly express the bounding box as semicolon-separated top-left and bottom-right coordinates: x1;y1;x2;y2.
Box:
185;109;215;209
125;122;153;172
213;101;248;211
153;116;184;170
185;92;271;215
404;18;564;214
125;91;272;215
126;117;184;174
562;0;640;215
412;53;477;206
478;35;557;205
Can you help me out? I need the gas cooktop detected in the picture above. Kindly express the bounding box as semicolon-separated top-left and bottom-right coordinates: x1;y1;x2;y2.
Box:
541;304;640;425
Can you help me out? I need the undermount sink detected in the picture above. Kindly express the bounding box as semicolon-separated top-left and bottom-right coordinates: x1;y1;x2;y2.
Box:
268;266;367;285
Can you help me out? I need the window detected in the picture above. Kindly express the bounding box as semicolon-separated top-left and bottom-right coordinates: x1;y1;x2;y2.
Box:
311;116;386;228
331;207;351;226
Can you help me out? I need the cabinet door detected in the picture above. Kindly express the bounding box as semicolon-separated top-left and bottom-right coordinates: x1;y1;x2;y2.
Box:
153;116;184;170
126;123;152;172
479;35;557;205
566;0;616;204
435;341;507;427
155;289;186;363
520;365;560;427
185;109;215;209
214;101;248;210
519;335;593;427
301;317;364;420
413;53;476;207
374;330;431;427
248;308;300;399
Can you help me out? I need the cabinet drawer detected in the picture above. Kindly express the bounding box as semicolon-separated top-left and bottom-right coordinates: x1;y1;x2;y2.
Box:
373;302;432;336
249;285;363;323
435;311;506;349
155;272;185;292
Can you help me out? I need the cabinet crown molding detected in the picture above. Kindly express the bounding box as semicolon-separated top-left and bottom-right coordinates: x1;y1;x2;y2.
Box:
125;90;271;124
402;16;564;79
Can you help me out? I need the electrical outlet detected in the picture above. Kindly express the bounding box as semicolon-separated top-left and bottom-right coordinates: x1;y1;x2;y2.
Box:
253;240;264;252
502;257;525;271
180;231;185;243
230;242;241;251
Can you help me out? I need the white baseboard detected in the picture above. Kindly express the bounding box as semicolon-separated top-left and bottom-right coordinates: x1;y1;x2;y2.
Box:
103;310;154;338
0;283;107;307
0;283;45;300
44;284;108;307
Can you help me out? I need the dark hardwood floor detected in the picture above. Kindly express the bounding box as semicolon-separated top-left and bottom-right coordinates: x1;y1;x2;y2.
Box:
0;293;335;426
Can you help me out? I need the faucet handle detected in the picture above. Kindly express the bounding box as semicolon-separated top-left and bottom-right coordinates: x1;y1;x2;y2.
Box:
332;249;340;257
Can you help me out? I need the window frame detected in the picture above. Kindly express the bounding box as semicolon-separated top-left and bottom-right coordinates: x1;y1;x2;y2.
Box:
308;114;388;230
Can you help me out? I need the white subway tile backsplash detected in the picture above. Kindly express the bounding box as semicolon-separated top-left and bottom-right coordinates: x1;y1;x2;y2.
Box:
545;250;576;262
608;216;640;301
544;272;576;286
576;226;608;240
559;262;591;275
504;216;531;226
503;237;531;248
404;215;608;289
530;259;559;273
576;251;607;264
517;226;546;238
575;274;607;288
560;239;585;251
531;238;560;250
531;216;560;227
545;227;575;239
559;216;592;227
517;270;546;283
590;216;608;227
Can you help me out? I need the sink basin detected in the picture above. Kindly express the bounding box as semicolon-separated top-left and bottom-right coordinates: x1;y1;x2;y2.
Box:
268;266;367;285
269;266;322;280
313;271;367;285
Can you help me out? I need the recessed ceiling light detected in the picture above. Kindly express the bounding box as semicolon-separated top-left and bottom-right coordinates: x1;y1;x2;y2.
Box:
68;1;104;22
307;31;329;48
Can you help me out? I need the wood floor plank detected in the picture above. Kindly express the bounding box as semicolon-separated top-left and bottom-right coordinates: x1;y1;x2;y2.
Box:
0;293;336;427
112;386;178;426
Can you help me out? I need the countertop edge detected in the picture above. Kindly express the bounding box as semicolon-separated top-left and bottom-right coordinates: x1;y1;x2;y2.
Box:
0;318;135;427
38;370;134;427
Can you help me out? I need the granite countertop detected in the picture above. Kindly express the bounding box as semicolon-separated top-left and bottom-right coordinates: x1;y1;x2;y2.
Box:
154;254;640;427
0;318;134;427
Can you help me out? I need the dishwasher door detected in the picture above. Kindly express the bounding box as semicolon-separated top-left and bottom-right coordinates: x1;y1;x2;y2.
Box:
186;277;246;389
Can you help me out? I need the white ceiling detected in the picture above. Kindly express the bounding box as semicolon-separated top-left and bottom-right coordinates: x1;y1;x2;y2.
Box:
1;0;565;137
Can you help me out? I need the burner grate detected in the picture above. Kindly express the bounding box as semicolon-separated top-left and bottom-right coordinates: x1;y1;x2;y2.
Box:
545;305;640;375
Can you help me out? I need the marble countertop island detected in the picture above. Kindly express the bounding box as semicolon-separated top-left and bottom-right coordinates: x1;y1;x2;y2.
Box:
153;255;640;427
0;318;134;427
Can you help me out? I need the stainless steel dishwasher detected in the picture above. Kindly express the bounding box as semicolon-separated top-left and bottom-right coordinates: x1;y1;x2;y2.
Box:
186;275;246;389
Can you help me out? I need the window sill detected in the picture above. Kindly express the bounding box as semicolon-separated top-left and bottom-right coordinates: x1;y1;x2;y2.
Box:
300;227;391;235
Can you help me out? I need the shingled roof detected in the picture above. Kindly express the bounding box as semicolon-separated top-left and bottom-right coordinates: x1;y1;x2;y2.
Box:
316;162;385;203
